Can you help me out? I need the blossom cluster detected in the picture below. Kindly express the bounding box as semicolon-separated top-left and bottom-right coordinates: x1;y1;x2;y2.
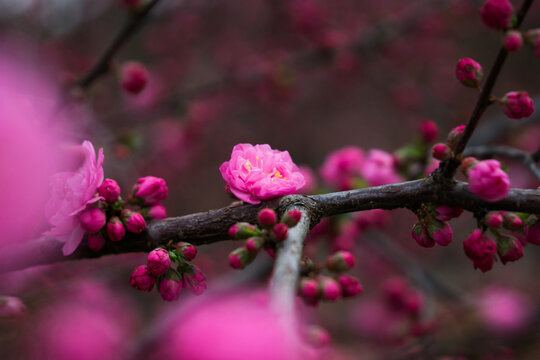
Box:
411;204;461;248
130;243;207;301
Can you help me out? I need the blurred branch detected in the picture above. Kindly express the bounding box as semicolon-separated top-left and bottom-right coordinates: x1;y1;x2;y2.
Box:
465;145;540;183
442;0;535;177
2;179;540;273
76;0;162;89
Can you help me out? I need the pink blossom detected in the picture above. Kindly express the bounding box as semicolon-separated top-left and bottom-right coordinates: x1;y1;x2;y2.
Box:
182;265;207;295
478;286;532;335
44;141;104;255
147;204;167;219
479;0;514;30
220;144;306;204
456;58;483;88
468;159;510;202
320;146;364;190
360;149;402;186
463;230;497;272
298;165;317;193
501;91;534;120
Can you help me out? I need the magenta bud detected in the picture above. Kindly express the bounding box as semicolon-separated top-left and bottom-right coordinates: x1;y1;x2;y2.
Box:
159;272;182;302
147;204;167;220
129;265;156;292
228;222;259;239
79;207;106;233
326;250;356;272
501;91;534;120
282;209;302;227
319;276;342;302
463;230;497;272
487;212;504;228
0;296;27;317
504;30;523;52
503;212;523;230
430;222;453;247
87;233;105;251
498;236;524;265
404;291;424;315
228;247;256;270
480;0;514;30
107;216;126;242
446;125;466;150
337;274;363;298
431;143;452;161
97;178;120;202
245;236;265;253
147;248;171;276
120;61;148;94
299;278;319;299
257;208;277;227
121;209;146;233
412;223;435;248
434;205;463;221
419;120;439;143
133;176;168;205
178;242;197;261
456;58;483;88
272;223;289;242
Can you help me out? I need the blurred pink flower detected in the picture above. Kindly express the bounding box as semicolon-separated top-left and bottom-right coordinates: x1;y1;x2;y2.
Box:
320;146;364;190
220;143;305;204
361;149;402;186
43;141;104;255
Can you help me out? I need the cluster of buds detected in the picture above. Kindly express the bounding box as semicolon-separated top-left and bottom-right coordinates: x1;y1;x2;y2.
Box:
129;242;206;301
228;208;302;269
298;251;363;306
411;204;459;248
82;176;168;252
460;157;510;202
430;125;466;163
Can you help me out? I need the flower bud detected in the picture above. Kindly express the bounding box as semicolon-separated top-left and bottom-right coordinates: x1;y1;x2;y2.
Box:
147;204;167;220
460;156;478;175
159;272;182;302
133;176;168;205
501;91;534;120
479;0;514;30
177;242;197;261
87;233;105;251
257;208;277;228
487;212;504;228
120;61;148;94
228;247;256;270
147;248;171;276
129;265;156;291
228;222;259;239
411;223;435;248
272;223;289;242
79;207;106;234
468;159;510;202
299;277;319;299
245;236;265;253
326;250;356;272
97;178;120;202
419;120;439;143
0;296;27;317
504;30;523;52
524;29;540;58
503;212;523;231
446;125;466;150
281;209;302;227
337;274;363;298
431;143;452;161
107;216;126;242
121;209;147;233
498;236;524;264
464;230;497;272
456;58;483;88
429;221;453;247
434;205;463;221
318;276;341;302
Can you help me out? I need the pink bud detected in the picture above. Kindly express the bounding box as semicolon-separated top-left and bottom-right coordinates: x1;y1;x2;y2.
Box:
498;237;524;264
79;207;106;234
257;208;277;228
178;242;197;261
147;248;171;276
456;58;483;88
504;30;523;52
404;291;424;315
147;204;167;220
133;176;168;205
129;265;156;291
431;222;453;246
87;233;105;251
431;143;452;161
412;223;435;248
121;209;147;233
479;0;514;30
245;236;265;253
446;125;466;150
97;178;120;202
282;209;302;227
501;91;534;120
434;205;463;221
0;296;26;317
272;223;289;242
319;276;341;302
337;274;363;298
326;250;356;272
120;61;148;94
419;120;439;143
487;212;504;228
228;247;256;270
107;216;125;242
468;159;510;202
159;275;182;302
464;229;497;272
228;222;259;239
503;212;523;231
299;278;319;299
460;156;479;175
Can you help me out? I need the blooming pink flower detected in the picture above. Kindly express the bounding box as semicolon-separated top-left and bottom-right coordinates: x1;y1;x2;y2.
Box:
468;159;510;202
220;144;305;204
320;146;364;190
44;141;104;255
463;230;497;272
182;265;207;295
501;91;534;120
479;0;514;30
360;149;402;186
456;58;483;88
